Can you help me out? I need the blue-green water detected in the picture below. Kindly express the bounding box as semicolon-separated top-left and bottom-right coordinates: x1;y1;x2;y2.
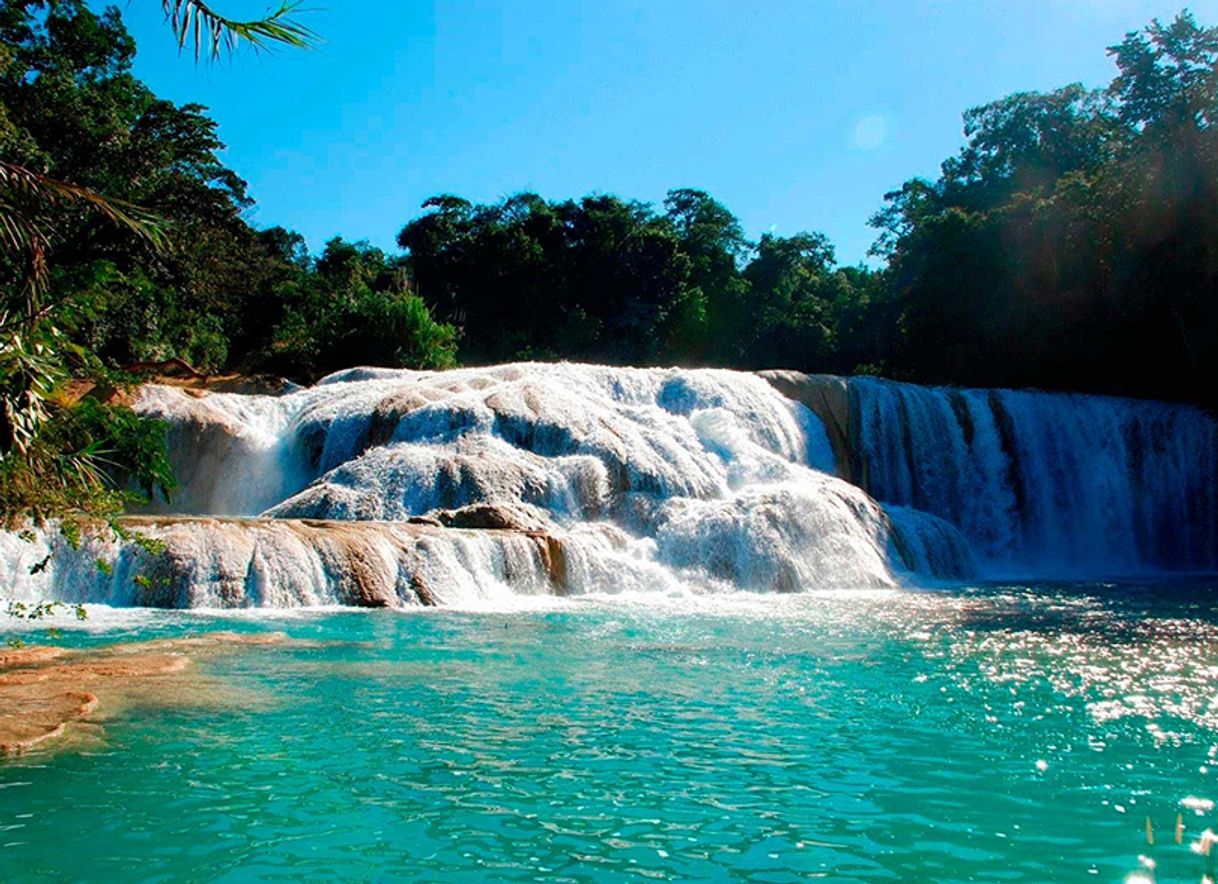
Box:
2;582;1217;882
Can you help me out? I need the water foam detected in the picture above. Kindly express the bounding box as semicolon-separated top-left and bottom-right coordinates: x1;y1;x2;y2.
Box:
10;363;1207;609
6;364;964;608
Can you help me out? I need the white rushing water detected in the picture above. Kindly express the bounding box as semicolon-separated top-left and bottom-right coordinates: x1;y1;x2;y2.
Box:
2;363;1213;608
851;378;1218;575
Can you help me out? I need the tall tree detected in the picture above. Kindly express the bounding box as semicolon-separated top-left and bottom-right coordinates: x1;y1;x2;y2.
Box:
870;10;1218;404
0;0;316;534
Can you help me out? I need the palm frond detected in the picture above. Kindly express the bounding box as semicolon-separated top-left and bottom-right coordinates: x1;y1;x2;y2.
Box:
0;201;48;260
0;161;164;246
0;160;164;299
162;1;317;60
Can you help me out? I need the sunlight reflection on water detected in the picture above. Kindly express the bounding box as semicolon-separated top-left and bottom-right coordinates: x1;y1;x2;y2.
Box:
1;579;1216;882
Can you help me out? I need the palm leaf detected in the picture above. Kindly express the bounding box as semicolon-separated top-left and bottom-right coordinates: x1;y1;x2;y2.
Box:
0;161;164;244
0;160;165;298
162;1;317;60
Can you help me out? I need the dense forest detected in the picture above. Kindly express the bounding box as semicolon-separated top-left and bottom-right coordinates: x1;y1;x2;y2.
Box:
2;1;1218;526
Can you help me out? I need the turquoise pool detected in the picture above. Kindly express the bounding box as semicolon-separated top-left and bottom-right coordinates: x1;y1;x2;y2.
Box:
2;582;1216;882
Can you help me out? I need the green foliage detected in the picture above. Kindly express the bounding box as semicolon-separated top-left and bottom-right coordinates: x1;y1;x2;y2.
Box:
162;1;317;61
1;2;457;386
6;600;86;622
401;192;687;364
0;321;176;529
258;237;460;379
344;287;460;371
871;10;1218;405
397;189;880;372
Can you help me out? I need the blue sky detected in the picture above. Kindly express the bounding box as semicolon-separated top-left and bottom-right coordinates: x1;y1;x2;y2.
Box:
114;0;1218;265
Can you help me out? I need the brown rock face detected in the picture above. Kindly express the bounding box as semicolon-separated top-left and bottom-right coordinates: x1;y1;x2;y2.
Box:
406;515;444;528
758;371;854;482
56;515;572;609
300;519;422;608
433;503;548;532
410;573;437;606
532;534;568;594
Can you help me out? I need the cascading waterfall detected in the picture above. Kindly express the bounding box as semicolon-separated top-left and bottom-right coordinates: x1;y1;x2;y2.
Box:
850;378;1218;574
2;363;1212;609
3;364;976;609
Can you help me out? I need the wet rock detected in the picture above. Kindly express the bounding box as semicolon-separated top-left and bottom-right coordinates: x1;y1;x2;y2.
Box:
365;391;430;449
432;503;549;532
27;516;570;608
406;515;444;528
758;370;853;480
410;573;437;607
0;690;98;754
532;534;568;593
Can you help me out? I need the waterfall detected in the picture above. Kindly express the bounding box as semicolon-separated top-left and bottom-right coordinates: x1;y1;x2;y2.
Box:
5;363;1210;610
3;364;971;608
850;378;1218;574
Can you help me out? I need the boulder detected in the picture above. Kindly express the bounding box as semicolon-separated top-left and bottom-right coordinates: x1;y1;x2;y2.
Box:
431;503;550;532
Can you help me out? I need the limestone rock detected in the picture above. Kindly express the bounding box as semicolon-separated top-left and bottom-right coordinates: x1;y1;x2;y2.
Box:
0;631;293;756
432;502;549;532
758;370;853;480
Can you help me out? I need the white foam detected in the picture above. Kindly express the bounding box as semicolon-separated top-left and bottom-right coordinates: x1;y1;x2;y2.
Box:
5;364;978;608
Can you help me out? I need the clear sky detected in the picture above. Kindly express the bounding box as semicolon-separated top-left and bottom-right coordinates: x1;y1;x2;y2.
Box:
112;0;1218;265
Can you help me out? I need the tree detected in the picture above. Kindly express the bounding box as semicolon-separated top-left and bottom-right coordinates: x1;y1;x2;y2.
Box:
264;238;459;379
400;191;701;365
0;0;316;538
663;189;751;362
397;187;893;373
868;10;1218;404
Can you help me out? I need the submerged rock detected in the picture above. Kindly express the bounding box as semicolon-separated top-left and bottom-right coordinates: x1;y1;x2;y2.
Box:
0;632;290;756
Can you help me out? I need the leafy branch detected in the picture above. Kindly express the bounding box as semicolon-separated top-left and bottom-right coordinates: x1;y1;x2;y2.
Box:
162;1;318;60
